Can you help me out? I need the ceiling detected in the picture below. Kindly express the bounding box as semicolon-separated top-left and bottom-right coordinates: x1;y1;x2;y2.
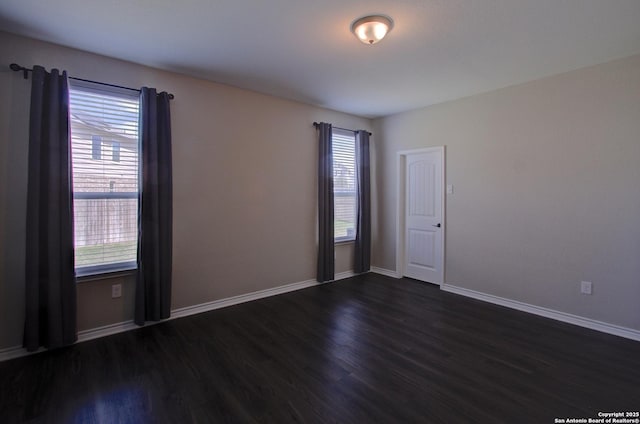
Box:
1;0;640;118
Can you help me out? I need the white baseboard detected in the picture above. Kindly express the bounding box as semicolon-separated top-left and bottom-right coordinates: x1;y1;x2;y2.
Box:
4;274;637;361
78;320;140;342
371;267;401;278
0;320;150;362
0;345;45;361
334;270;357;281
171;278;321;319
0;271;357;362
441;283;640;342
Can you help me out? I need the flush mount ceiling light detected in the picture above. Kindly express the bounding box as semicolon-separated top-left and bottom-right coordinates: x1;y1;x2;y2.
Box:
351;15;394;45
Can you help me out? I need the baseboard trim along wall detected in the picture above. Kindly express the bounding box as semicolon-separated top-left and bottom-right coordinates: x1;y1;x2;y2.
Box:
371;266;402;278
0;270;358;362
441;283;640;342
361;268;640;342
4;270;638;361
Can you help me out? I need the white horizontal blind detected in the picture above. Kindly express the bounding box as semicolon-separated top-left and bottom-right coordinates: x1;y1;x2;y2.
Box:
332;129;357;241
69;81;140;275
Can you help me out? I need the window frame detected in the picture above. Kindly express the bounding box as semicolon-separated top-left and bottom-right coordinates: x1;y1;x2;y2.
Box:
69;80;141;278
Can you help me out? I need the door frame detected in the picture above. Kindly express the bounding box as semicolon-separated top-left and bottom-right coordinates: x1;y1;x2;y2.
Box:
396;146;446;284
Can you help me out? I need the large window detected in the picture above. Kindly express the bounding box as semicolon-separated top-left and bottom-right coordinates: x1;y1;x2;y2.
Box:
69;81;140;276
332;128;357;242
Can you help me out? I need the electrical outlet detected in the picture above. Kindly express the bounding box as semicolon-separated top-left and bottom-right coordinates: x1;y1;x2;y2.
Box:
111;284;122;298
580;281;593;295
446;184;454;194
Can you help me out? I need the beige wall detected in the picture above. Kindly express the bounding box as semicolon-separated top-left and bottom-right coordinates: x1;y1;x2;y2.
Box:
2;31;638;350
373;54;640;330
0;31;372;349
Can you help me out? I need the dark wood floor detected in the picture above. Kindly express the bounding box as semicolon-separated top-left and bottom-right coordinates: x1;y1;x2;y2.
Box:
2;274;639;423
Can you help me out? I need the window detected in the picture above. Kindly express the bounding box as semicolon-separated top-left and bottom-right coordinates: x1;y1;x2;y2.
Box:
69;81;140;276
112;141;121;162
332;128;357;242
91;135;102;160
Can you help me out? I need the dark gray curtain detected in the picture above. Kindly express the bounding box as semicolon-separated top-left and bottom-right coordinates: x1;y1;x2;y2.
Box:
317;122;334;282
24;66;77;352
135;88;173;325
354;130;371;273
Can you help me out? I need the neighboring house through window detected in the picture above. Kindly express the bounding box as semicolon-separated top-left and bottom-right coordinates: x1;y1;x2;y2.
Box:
332;128;357;242
69;81;140;276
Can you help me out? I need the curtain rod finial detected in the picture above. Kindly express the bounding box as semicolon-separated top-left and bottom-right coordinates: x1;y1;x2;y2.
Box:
9;63;29;79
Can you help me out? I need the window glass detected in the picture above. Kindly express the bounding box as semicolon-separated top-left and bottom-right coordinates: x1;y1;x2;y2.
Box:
332;129;357;242
69;81;140;276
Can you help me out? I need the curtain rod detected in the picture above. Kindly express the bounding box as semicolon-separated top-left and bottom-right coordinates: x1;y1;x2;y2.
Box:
9;63;175;99
313;122;372;136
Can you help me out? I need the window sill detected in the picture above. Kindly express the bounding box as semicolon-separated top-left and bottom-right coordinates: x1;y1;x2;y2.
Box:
76;268;137;284
335;239;355;245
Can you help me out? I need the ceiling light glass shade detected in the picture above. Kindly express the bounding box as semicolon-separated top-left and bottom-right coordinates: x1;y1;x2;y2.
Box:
351;15;394;45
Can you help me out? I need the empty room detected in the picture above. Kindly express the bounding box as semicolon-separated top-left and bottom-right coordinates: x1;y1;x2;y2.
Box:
1;0;639;422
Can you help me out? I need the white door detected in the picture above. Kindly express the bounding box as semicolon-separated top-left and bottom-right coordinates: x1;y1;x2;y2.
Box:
404;150;443;284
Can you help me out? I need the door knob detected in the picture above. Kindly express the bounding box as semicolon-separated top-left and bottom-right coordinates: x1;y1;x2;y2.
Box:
432;223;441;228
